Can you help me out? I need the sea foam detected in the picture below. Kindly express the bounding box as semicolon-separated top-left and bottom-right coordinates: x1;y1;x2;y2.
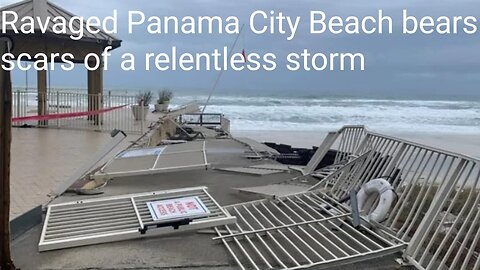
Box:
172;95;480;134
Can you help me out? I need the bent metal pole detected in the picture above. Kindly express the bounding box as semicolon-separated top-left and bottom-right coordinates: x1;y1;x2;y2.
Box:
0;39;16;270
202;24;245;114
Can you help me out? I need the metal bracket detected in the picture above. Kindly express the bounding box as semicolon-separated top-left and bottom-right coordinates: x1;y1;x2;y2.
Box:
139;219;192;234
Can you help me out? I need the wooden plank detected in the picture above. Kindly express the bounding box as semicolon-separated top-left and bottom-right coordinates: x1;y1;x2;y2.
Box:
37;69;47;125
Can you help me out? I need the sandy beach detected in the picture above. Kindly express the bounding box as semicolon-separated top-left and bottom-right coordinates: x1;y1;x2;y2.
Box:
232;129;480;159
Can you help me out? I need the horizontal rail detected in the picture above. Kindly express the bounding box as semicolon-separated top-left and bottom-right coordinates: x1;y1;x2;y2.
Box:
310;126;480;270
213;213;351;240
12;90;147;134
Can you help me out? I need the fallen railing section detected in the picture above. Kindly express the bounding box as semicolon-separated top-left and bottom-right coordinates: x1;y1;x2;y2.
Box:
93;141;209;183
332;125;367;165
39;186;236;252
221;125;480;269
405;160;479;270
320;128;480;269
215;190;406;270
293;125;367;176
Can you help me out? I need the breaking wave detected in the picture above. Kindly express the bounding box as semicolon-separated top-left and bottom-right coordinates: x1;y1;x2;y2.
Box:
172;95;480;133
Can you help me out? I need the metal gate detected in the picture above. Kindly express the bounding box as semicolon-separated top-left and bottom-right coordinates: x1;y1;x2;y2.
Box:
39;186;236;251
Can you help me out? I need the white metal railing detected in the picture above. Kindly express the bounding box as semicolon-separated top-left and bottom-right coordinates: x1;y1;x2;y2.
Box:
39;186;236;251
214;125;478;269
12;89;148;134
179;113;230;132
315;126;480;270
331;125;367;164
405;159;480;270
296;125;367;181
215;188;406;270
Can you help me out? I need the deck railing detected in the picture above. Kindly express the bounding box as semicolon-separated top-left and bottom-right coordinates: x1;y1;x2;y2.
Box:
179;113;230;132
317;126;480;270
12;89;148;134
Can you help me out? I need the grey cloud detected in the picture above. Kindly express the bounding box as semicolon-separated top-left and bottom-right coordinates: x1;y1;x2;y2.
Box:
5;0;480;99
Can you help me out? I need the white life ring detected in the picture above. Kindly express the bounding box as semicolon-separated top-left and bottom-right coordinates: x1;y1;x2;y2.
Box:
357;178;395;223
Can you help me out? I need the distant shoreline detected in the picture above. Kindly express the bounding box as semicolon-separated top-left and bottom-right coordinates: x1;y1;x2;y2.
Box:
232;129;480;160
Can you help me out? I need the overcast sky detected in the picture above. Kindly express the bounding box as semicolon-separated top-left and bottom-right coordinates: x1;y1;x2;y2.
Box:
2;0;480;100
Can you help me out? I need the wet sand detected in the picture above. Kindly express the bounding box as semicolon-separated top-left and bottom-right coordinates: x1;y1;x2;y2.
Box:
232;130;480;159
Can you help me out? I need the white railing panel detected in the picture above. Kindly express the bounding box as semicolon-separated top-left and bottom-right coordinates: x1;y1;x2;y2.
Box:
320;128;480;270
12;89;145;134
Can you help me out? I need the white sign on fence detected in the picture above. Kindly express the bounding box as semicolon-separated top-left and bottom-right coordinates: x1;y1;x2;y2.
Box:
146;196;210;222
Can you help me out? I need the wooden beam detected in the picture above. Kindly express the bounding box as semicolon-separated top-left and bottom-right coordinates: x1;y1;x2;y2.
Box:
0;40;16;270
87;69;94;120
96;62;104;97
95;63;104;125
9;35;111;63
37;69;47;126
87;60;103;124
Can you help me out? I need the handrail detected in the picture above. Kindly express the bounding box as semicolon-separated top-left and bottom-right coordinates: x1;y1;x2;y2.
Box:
324;125;480;270
366;130;479;162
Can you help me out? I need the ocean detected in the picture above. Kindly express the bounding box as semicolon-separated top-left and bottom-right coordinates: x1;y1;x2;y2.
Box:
172;94;480;134
13;87;480;134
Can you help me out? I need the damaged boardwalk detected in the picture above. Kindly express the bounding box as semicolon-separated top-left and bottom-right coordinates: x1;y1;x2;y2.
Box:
10;125;480;270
